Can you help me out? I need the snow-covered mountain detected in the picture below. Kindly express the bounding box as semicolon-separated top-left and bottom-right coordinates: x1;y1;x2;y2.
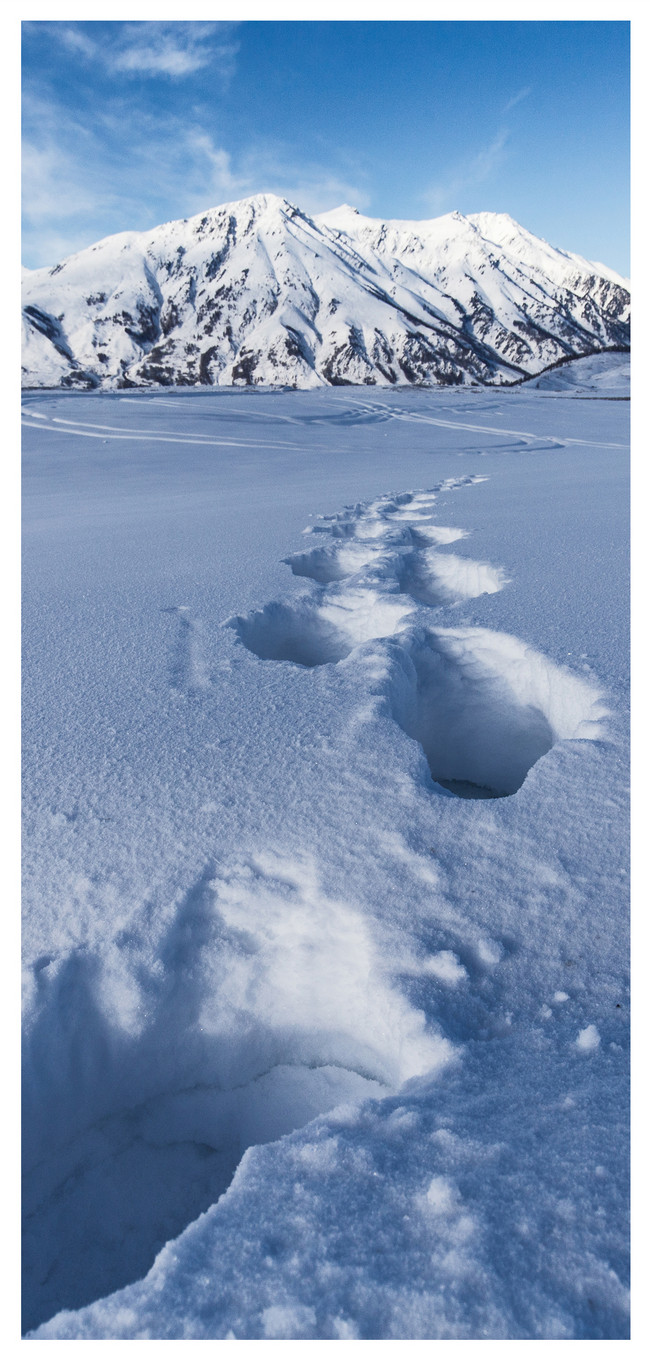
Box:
21;194;629;391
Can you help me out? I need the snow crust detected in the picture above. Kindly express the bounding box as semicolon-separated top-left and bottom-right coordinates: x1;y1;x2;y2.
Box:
22;372;629;1339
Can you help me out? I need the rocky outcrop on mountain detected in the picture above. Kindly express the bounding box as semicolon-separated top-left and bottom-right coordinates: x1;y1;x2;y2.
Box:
21;194;629;390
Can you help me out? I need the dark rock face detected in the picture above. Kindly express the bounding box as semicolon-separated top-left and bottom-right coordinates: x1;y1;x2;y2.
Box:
21;194;630;391
23;305;72;358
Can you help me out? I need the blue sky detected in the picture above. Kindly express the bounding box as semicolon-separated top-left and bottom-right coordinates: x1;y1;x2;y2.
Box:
22;19;630;273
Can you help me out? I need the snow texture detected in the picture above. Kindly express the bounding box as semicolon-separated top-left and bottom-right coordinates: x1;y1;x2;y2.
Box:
21;194;629;392
22;370;629;1339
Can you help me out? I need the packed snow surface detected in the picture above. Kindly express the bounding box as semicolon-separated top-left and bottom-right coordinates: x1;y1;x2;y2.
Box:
22;372;629;1339
21;193;629;391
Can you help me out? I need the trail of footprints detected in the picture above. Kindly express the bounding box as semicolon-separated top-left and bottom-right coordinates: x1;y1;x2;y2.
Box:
228;477;606;799
22;477;609;1330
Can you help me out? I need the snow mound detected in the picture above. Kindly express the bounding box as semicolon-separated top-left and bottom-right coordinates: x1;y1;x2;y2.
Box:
522;352;629;395
23;848;452;1331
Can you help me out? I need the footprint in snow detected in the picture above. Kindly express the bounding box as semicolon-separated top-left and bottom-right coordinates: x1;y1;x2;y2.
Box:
225;480;607;800
162;606;210;693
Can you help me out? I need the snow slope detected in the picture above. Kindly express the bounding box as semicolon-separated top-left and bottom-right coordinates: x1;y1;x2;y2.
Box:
522;351;630;395
21;195;629;392
22;375;629;1338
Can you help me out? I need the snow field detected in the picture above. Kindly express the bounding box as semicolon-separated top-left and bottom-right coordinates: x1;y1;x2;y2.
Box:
21;383;629;1338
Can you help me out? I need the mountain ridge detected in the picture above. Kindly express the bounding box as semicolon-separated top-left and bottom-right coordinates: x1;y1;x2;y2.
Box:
21;193;629;391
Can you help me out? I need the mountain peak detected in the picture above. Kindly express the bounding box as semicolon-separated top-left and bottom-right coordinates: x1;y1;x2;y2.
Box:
22;192;629;392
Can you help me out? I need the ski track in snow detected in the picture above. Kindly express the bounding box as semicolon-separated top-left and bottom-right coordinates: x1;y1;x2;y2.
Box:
330;397;627;449
20;400;628;452
20;410;302;451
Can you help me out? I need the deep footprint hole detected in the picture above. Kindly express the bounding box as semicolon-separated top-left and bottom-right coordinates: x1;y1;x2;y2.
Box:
229;602;352;667
388;628;604;800
22;867;394;1332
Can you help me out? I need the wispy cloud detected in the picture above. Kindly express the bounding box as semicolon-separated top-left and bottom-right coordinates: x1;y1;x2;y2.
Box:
502;86;532;115
22;93;116;226
22;140;107;222
56;26;97;60
423;129;510;214
181;130;370;220
32;21;239;83
110;22;238;79
183;132;246;202
21;96;370;267
22;19;371;266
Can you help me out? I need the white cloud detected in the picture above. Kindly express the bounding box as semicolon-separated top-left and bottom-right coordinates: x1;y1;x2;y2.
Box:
110;23;238;79
181;131;370;219
184;132;246;200
21;101;370;268
22;21;369;265
22;142;94;221
21;93;116;226
57;27;98;60
35;20;239;83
